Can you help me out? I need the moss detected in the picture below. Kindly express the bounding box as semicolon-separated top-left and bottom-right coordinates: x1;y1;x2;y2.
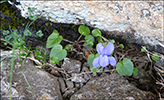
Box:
0;3;15;17
0;2;25;30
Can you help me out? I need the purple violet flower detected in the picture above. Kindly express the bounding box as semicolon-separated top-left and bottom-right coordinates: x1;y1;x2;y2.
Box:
92;42;117;68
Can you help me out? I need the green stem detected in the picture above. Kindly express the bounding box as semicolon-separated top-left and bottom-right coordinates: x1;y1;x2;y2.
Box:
99;35;109;42
9;49;16;100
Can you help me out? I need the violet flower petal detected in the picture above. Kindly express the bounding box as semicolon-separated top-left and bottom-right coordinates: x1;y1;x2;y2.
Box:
92;57;100;68
96;43;104;55
108;56;117;66
103;42;114;55
100;55;109;67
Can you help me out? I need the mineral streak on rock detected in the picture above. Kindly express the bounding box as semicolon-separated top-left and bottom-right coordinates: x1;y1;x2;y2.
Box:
10;1;163;46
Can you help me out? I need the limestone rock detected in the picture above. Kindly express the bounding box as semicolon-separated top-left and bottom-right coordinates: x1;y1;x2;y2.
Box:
70;72;156;100
11;1;163;47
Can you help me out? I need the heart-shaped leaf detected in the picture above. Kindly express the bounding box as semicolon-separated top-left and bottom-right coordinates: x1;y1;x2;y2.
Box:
50;44;67;61
116;58;134;76
87;53;100;67
46;30;63;48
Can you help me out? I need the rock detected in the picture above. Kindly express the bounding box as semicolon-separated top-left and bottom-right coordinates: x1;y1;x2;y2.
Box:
61;57;81;73
0;58;62;100
63;88;77;99
70;73;86;83
12;1;163;48
70;72;156;100
58;78;66;93
65;80;74;90
82;63;92;81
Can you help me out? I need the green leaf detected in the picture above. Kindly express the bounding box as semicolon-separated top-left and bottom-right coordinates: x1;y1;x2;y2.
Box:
151;53;159;61
4;43;7;46
87;53;100;67
85;35;95;42
95;53;100;58
52;30;59;35
92;29;101;37
116;58;134;76
78;25;90;36
84;42;92;48
50;57;59;64
34;50;41;56
50;44;67;61
141;46;146;52
28;7;35;13
133;68;138;76
120;44;124;49
91;68;99;73
85;35;95;47
65;44;72;51
36;30;44;37
14;42;20;48
109;39;115;44
46;30;63;48
36;56;44;60
24;29;32;36
20;52;26;56
26;51;31;57
3;30;10;35
29;15;38;20
87;54;95;67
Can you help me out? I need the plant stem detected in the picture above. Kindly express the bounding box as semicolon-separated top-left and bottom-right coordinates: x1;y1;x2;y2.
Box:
62;38;74;44
77;34;83;42
99;35;108;42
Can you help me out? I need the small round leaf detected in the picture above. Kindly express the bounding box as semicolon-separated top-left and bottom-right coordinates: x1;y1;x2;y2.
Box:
36;30;44;37
85;35;95;43
24;29;32;36
28;7;35;13
92;29;101;37
3;30;10;35
120;44;124;49
78;25;90;36
29;15;38;20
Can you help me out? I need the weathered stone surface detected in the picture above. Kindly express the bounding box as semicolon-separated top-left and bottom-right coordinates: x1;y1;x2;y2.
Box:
58;78;66;93
65;80;74;90
70;72;156;100
0;58;62;100
61;57;81;73
11;1;163;47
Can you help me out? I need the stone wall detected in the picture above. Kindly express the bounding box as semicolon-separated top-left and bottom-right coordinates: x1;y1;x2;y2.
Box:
11;1;163;47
